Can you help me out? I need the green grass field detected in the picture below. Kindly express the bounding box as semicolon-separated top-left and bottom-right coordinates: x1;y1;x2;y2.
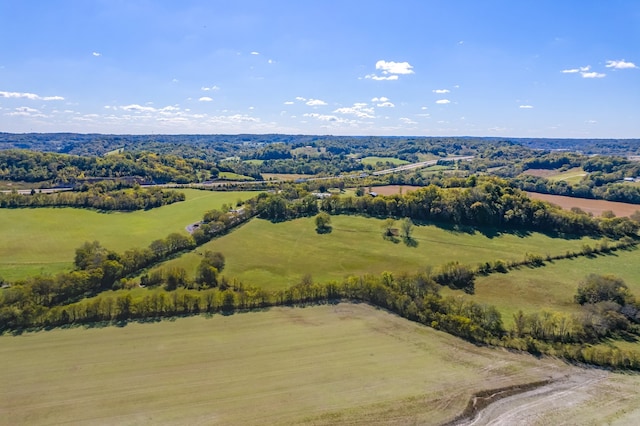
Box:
547;167;587;184
147;215;601;291
242;159;264;166
218;171;255;181
455;246;640;326
0;189;258;281
360;156;409;166
0;303;581;425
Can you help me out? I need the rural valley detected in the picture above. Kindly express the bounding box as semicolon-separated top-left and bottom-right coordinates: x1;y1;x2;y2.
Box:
2;1;640;424
2;134;640;424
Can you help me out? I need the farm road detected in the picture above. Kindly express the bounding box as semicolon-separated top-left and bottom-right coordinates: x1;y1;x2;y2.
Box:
454;369;608;426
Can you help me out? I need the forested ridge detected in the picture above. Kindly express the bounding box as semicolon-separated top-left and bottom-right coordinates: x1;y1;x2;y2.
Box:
0;149;219;184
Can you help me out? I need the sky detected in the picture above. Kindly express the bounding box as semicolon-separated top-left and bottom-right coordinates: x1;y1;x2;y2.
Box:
1;0;639;138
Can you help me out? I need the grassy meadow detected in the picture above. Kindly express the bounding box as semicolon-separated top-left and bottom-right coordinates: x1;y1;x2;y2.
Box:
0;303;584;425
0;189;257;281
453;246;640;327
360;156;409;166
147;215;601;291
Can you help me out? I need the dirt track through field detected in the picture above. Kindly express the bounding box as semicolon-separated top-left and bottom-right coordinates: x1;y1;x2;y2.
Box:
453;369;609;425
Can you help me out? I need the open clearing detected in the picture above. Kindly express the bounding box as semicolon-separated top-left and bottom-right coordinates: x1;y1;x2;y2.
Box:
148;215;600;291
360;156;409;166
368;184;423;196
522;167;587;184
527;192;640;217
448;246;640;328
0;189;257;281
2;303;626;426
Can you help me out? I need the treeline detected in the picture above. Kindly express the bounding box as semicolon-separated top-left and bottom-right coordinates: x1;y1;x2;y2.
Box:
515;175;640;204
257;177;639;238
5;262;640;370
0;184;185;211
0;149;219;184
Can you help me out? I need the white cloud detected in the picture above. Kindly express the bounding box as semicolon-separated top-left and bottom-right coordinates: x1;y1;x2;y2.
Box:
585;120;597;124
268;59;274;64
16;106;39;113
120;104;180;113
284;101;294;105
435;99;451;104
199;96;213;102
364;74;399;81
92;52;101;57
6;106;46;117
295;96;307;101
303;113;353;124
333;103;375;119
606;60;637;69
364;60;414;81
432;89;450;94
376;60;414;75
0;91;64;101
519;105;534;109
305;98;327;106
201;85;220;91
581;71;606;79
562;65;591;74
250;51;260;55
421;106;428;110
399;117;417;125
371;97;394;107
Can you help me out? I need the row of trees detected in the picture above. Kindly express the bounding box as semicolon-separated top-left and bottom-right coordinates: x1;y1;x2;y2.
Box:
0;185;185;211
256;177;638;238
6;263;640;370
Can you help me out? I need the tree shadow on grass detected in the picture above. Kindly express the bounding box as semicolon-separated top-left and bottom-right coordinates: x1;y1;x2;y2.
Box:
315;226;333;234
403;237;418;248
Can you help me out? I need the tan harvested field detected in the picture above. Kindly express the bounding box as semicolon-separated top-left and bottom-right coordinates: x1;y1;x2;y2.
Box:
2;303;625;426
369;184;423;196
528;192;640;217
521;169;558;178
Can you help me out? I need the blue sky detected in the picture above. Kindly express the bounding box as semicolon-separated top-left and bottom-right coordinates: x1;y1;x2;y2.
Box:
1;1;639;137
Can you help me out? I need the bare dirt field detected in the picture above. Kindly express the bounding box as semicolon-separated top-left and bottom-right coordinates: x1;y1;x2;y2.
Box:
369;185;423;196
521;169;559;178
528;192;640;217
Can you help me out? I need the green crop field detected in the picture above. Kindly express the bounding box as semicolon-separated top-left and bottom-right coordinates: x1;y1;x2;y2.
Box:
360;156;409;166
0;303;587;425
0;189;257;281
146;215;601;291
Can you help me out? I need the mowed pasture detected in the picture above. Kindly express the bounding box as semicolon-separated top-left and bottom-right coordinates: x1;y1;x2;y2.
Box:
527;192;640;217
148;215;601;291
360;156;409;166
522;167;587;184
0;303;592;425
0;189;257;281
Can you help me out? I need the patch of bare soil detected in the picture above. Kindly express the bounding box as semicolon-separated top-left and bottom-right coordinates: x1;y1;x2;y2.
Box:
521;169;558;178
528;192;640;217
449;369;608;426
369;185;423;196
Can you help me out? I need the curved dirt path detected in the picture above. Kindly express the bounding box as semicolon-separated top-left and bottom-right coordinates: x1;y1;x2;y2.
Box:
453;369;608;426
